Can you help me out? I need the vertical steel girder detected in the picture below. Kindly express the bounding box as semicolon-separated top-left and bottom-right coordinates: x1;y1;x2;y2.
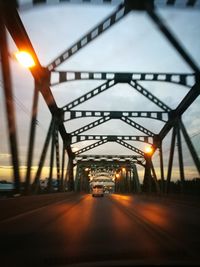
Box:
33;117;55;192
132;164;141;193
143;156;153;193
176;122;185;193
159;144;165;193
66;156;74;191
143;155;160;193
25;82;39;194
180;121;200;174
0;20;21;194
48;3;128;70
149;160;160;193
166;126;177;193
55;130;61;191
61;142;66;192
48;122;56;193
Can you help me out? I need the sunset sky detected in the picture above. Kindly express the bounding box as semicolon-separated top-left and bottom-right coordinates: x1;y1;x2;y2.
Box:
0;1;200;183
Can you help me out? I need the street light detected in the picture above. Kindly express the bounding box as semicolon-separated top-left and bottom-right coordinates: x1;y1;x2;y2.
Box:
144;145;153;155
115;173;120;179
14;51;35;68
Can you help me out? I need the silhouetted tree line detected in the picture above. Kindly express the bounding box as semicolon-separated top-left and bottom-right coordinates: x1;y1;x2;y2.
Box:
142;177;200;195
165;178;200;195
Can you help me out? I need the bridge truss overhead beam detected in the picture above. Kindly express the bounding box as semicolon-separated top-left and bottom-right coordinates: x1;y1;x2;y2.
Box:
71;135;153;145
74;154;143;161
52;71;196;88
74;139;108;155
16;0;200;12
116;139;145;156
120;117;155;137
129;80;172;112
64;110;169;122
63;80;116;111
70;117;111;136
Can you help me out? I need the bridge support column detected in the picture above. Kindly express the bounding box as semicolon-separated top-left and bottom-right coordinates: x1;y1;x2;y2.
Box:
25;82;39;195
180;121;200;175
66;155;74;191
143;156;152;193
74;165;80;192
60;142;66;192
47;121;56;193
143;155;159;193
33;117;55;193
131;164;141;193
176;121;185;193
55;130;61;192
166;126;176;193
0;21;21;194
159;144;165;193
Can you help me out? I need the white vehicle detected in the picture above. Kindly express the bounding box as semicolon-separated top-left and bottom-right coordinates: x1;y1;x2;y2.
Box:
92;185;104;197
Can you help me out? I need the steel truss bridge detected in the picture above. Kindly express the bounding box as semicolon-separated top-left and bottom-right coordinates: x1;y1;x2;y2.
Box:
0;0;200;195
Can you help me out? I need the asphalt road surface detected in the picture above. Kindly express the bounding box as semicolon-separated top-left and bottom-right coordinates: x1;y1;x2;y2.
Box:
0;193;200;267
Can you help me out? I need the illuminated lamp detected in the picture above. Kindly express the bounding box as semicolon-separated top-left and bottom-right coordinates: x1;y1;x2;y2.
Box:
15;51;35;68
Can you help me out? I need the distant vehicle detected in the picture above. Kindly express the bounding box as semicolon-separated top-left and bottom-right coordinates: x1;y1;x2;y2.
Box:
40;178;59;191
92;185;104;197
0;181;14;197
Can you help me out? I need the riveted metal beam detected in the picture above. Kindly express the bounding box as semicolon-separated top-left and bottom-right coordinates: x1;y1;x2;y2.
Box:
116;139;145;156
120;117;155;136
74;154;143;162
129;80;172;112
62;80;116;111
51;71;195;88
16;0;200;12
74;139;108;155
64;110;168;122
70;117;111;136
72;135;153;145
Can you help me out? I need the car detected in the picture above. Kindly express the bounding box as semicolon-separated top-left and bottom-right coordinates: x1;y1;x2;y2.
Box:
92;185;104;197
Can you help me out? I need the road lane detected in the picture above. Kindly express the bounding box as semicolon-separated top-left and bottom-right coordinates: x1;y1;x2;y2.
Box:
110;194;200;257
0;193;200;266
